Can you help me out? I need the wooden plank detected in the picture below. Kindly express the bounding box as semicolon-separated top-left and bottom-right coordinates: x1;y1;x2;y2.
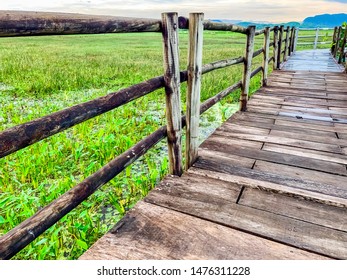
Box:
227;119;337;139
144;175;345;258
194;156;347;199
162;12;183;176
205;135;263;149
268;130;347;149
188;167;347;208
200;138;347;176
216;122;270;135
238;188;347;232
198;149;255;169
186;13;204;169
254;160;347;188
214;131;343;154
80;201;328;260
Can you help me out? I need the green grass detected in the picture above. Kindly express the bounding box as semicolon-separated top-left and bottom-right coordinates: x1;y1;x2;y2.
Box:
0;31;266;259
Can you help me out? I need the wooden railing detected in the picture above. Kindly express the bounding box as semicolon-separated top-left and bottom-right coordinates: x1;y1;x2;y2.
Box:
331;25;347;71
0;11;296;259
295;27;334;49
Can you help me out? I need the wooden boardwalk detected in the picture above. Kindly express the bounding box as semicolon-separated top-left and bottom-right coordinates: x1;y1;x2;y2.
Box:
80;51;347;260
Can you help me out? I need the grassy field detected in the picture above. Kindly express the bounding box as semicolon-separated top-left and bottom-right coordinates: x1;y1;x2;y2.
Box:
0;31;266;259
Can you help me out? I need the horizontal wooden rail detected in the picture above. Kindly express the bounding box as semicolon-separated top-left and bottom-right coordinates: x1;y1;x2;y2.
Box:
200;81;242;114
0;11;162;37
0;125;167;259
0;76;165;158
250;66;263;78
253;47;264;58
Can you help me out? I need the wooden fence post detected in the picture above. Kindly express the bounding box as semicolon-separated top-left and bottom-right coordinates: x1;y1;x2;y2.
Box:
273;26;279;70
314;28;319;49
289;27;295;56
161;12;183;176
294;27;299;51
277;25;284;69
262;27;270;86
186;13;204;170
338;26;347;64
283;26;290;61
240;25;255;112
331;27;338;54
333;26;342;58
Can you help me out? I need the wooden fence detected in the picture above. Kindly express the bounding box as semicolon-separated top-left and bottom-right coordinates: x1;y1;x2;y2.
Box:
0;12;297;259
295;27;334;49
331;25;347;70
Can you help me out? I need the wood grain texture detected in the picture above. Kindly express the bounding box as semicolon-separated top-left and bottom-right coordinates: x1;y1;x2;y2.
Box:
186;13;204;169
240;26;255;111
262;27;270;86
80;201;327;260
144;175;345;259
0;11;162;37
161;13;183;176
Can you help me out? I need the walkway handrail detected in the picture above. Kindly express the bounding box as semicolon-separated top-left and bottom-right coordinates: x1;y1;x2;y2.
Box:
331;25;347;70
0;11;296;259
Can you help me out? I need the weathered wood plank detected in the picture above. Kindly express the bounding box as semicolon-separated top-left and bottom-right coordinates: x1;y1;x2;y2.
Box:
238;188;347;232
188;167;347;208
145;175;345;258
162;12;183;176
213;131;344;154
186;13;204;169
198;149;255;169
268;130;347;149
194;156;347;198
80;201;327;260
200;138;347;176
254;160;347;188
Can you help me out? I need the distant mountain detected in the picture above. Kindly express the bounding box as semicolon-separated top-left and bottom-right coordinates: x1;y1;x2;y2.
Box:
211;13;347;29
302;13;347;27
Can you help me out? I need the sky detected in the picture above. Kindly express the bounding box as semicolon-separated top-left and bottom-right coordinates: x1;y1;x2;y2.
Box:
1;0;347;23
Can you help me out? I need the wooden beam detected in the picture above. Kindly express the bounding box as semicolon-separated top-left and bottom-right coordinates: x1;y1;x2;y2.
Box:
273;26;279;70
161;12;183;176
331;27;338;54
277;25;284;69
0;76;164;159
289;27;295;55
314;28;319;49
262;27;270;86
0;11;161;37
240;25;255;111
283;26;290;61
333;27;341;58
186;13;204;169
338;26;347;64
